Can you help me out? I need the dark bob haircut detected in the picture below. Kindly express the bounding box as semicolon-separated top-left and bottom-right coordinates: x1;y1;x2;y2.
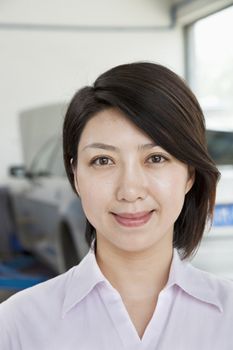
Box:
63;62;220;259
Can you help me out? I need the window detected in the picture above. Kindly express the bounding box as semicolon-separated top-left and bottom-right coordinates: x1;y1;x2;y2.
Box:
186;5;233;120
30;137;58;176
49;139;66;177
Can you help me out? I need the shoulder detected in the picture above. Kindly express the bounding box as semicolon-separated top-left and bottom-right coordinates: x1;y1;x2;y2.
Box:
187;262;233;312
0;265;77;324
0;250;98;326
0;253;98;350
190;263;233;291
0;267;77;349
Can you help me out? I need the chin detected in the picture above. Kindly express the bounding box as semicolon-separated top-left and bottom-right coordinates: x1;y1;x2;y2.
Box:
112;237;159;254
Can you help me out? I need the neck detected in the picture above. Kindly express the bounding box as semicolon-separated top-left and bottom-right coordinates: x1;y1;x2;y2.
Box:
96;238;173;300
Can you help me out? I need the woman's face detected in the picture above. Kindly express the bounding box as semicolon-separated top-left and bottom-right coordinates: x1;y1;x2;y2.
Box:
74;108;194;254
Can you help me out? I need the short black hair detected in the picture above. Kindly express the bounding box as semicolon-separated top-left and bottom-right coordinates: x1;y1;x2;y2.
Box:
63;62;220;259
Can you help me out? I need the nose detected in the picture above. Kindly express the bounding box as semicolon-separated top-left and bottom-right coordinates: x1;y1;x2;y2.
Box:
116;163;148;202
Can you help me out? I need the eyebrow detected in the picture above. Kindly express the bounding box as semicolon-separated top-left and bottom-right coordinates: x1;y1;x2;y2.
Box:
81;142;157;152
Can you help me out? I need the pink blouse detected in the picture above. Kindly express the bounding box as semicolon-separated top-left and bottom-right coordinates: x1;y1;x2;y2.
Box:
0;247;233;349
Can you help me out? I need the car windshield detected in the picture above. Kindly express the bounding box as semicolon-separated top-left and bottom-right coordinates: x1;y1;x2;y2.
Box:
206;130;233;165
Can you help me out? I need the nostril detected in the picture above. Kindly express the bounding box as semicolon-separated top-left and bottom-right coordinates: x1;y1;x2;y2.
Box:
116;185;148;202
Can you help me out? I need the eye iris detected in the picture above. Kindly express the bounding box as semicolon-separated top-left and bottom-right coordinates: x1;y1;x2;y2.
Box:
151;155;161;163
99;157;109;165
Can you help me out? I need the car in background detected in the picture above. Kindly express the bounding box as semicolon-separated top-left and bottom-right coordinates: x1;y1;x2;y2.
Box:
7;118;233;277
7;136;88;273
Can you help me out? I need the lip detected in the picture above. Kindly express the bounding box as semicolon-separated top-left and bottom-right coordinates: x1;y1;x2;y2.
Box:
112;210;154;227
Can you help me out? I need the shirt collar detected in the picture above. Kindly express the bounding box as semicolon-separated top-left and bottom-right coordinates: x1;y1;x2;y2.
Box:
62;244;106;318
62;246;223;317
166;249;223;312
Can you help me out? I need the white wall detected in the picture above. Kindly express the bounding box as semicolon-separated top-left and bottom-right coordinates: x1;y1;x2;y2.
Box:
0;0;184;182
0;0;171;26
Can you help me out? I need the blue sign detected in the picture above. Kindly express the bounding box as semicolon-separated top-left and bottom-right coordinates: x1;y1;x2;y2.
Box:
213;204;233;227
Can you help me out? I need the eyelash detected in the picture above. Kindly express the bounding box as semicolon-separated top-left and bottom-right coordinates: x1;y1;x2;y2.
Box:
90;154;168;167
146;154;168;164
90;156;114;166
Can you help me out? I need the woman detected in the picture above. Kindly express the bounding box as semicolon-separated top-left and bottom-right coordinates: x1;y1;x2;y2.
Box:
1;62;233;349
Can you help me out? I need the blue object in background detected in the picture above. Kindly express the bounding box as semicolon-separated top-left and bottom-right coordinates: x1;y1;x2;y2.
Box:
213;204;233;227
0;255;53;290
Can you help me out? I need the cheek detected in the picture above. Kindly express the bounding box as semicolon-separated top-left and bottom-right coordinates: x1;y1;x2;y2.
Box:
150;170;188;206
77;173;114;220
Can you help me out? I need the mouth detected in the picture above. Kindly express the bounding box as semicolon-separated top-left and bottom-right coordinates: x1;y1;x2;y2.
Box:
111;210;154;227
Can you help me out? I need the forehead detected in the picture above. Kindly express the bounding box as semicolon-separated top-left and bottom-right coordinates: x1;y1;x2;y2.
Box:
79;108;154;147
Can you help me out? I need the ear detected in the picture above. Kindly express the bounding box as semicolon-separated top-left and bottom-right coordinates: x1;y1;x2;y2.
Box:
185;166;195;195
71;158;80;197
73;172;80;197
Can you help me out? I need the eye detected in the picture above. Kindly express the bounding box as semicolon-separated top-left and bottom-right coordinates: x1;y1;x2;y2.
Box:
146;154;167;164
90;156;114;166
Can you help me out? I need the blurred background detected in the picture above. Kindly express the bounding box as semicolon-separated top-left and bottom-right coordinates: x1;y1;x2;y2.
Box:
0;0;233;302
